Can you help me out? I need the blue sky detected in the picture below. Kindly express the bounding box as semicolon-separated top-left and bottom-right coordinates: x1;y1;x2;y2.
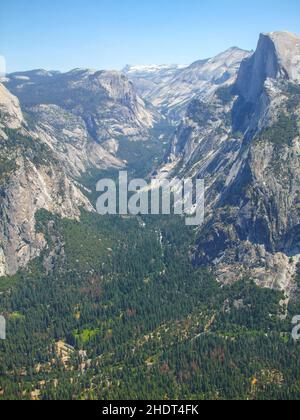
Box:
1;0;300;73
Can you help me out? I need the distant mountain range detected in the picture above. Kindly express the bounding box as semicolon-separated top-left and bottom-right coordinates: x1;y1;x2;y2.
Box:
2;29;300;401
123;64;187;99
1;31;300;296
124;47;251;119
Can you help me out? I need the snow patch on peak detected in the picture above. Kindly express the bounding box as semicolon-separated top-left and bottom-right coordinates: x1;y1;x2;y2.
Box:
124;64;187;74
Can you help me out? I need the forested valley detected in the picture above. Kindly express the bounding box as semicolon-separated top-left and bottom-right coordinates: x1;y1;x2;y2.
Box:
1;141;300;400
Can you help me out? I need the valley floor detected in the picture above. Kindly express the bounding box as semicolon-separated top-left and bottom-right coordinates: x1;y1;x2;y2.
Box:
1;209;300;400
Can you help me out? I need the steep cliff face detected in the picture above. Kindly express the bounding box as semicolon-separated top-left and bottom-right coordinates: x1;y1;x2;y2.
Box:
159;32;300;292
236;32;300;104
0;154;93;277
0;66;161;278
138;48;251;120
5;69;157;144
0;84;24;130
27;104;123;178
0;82;123;277
233;31;300;133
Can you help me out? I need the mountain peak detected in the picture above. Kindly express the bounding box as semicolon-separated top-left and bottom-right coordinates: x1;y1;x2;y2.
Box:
259;31;300;82
261;30;300;41
236;31;300;103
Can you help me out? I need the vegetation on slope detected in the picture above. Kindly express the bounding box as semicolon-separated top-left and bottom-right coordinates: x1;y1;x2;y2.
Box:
0;207;300;400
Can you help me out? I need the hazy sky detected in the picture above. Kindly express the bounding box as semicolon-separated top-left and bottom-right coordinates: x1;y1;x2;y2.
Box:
1;0;300;73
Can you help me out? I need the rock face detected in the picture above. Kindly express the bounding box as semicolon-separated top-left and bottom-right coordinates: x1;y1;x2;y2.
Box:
123;64;187;98
130;48;251;120
5;69;157;144
1;67;159;278
0;155;93;276
0;81;123;277
159;32;300;292
236;32;300;104
27;104;122;178
0;84;24;130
